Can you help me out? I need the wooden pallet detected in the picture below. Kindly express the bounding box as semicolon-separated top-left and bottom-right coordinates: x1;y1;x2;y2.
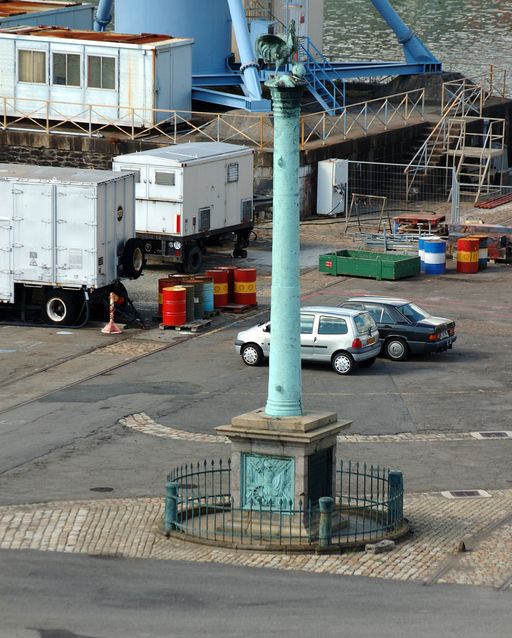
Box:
219;303;257;314
159;318;211;332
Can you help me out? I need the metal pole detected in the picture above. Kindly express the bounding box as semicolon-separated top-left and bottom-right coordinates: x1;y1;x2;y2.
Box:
318;496;334;548
387;470;403;528
164;481;178;535
264;69;306;417
227;0;263;102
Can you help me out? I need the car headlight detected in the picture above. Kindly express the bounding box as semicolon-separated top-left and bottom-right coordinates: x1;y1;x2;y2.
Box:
173;241;182;250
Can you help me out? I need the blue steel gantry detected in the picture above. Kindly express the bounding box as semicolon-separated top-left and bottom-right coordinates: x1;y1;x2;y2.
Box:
94;0;441;114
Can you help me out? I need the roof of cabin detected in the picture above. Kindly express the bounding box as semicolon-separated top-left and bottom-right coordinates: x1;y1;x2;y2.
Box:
0;24;187;46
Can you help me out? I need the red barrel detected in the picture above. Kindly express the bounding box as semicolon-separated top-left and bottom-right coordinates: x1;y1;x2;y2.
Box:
157;277;178;317
218;265;237;302
158;276;185;317
162;286;186;326
205;269;229;307
234;267;257;306
456;237;479;274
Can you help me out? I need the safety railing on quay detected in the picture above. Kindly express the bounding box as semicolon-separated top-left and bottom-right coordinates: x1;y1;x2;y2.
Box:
301;88;425;146
164;459;406;550
0;88;425;150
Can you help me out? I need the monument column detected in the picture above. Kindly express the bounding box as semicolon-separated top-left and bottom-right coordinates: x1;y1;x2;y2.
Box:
264;72;305;417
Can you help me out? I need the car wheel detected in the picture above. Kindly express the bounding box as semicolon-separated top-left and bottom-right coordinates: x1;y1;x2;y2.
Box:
385;338;409;361
42;289;81;326
241;343;264;366
331;351;355;375
359;356;376;368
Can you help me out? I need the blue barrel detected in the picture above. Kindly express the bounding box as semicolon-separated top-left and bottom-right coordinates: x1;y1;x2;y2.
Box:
418;236;426;271
201;278;214;313
423;238;446;275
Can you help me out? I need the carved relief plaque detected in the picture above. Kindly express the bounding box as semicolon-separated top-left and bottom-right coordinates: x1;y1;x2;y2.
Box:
241;453;294;510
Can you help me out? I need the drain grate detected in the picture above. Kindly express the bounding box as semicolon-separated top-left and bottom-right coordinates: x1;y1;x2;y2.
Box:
441;489;492;499
90;486;114;493
470;431;512;440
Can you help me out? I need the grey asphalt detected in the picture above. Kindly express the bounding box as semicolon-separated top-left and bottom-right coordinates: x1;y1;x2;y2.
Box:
0;550;510;638
0;252;511;635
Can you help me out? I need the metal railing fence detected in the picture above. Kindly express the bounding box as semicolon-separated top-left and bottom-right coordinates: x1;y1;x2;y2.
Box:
165;458;406;549
0;88;425;149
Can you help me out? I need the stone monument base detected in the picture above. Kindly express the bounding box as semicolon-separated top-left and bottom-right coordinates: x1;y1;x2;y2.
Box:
216;408;352;512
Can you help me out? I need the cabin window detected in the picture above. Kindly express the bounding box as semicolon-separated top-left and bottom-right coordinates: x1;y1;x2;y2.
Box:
87;56;116;90
227;162;239;183
52;53;81;87
18;50;46;84
155;171;176;186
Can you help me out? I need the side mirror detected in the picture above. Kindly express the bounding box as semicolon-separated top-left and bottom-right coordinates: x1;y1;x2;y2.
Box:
263;324;271;333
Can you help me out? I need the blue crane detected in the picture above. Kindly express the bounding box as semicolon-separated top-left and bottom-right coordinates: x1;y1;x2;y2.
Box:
93;0;441;114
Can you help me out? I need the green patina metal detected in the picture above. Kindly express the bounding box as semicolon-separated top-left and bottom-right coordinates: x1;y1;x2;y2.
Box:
242;453;295;510
264;57;307;418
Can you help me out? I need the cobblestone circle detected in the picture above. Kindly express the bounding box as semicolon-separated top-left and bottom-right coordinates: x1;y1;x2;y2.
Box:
0;492;511;589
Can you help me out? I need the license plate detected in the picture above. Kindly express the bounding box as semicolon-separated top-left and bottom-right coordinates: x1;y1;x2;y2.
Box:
367;336;376;345
440;330;448;339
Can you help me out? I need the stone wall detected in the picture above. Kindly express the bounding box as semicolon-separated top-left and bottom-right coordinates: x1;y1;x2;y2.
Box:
1;95;511;218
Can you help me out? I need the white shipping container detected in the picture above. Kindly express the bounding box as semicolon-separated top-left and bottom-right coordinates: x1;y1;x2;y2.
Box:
113;142;254;273
0;164;141;307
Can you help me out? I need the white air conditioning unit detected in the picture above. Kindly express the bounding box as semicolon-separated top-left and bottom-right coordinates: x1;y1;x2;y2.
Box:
316;159;348;215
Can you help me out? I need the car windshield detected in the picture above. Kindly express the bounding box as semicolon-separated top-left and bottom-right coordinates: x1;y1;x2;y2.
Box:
354;312;376;334
396;303;430;323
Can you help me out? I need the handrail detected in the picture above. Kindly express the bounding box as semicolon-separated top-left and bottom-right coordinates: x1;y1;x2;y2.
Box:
0;88;425;150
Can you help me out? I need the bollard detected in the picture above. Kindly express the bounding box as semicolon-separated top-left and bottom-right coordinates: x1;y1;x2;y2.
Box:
387;470;404;528
101;291;123;334
164;482;179;535
318;496;334;548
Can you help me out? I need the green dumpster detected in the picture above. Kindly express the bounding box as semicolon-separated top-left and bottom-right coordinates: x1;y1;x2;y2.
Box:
319;249;420;281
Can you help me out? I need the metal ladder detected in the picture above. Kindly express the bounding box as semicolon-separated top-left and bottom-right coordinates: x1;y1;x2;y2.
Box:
300;37;345;115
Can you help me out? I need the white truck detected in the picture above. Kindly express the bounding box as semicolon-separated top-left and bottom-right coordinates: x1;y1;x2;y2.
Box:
0;165;144;326
112;142;254;274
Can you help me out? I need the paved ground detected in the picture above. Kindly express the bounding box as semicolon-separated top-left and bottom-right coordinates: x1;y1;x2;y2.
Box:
1;230;512;605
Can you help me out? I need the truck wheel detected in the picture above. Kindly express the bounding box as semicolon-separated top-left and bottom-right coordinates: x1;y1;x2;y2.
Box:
183;245;202;274
42;289;81;326
121;239;145;279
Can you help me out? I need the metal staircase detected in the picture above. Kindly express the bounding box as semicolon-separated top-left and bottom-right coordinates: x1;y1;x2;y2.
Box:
299;37;345;115
405;79;506;203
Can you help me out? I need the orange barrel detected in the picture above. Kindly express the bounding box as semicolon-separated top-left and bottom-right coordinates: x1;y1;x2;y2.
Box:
194;275;214;313
158;278;174;318
162;286;186;327
469;234;489;270
456;237;479;273
205;269;229;307
218;265;237;302
234;267;257;306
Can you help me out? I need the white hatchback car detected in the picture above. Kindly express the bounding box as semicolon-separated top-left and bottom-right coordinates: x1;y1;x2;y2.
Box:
235;306;381;375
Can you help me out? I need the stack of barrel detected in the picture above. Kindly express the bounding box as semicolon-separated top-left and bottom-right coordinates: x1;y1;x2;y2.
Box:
158;274;215;327
205;266;257;309
158;266;257;325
